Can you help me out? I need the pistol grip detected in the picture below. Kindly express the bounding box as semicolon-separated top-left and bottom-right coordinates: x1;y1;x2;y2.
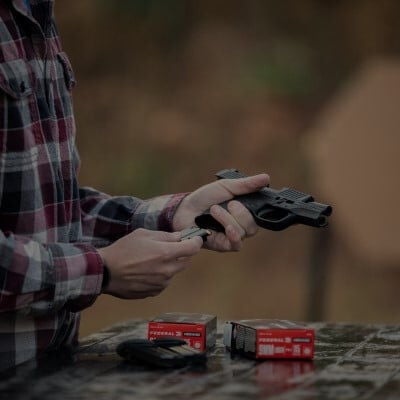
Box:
195;201;230;232
195;212;224;232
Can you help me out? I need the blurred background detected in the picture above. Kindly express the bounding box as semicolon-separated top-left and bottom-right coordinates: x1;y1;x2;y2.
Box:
54;0;400;336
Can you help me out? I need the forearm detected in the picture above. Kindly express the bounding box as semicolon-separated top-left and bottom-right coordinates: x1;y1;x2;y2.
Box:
130;193;188;232
79;187;139;246
80;187;188;245
0;231;103;316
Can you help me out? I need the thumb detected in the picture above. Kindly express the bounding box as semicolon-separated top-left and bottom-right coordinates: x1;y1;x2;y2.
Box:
144;230;181;242
220;173;270;196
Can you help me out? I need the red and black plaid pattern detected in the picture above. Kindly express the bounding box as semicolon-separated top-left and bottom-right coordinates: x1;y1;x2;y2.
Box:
0;0;185;371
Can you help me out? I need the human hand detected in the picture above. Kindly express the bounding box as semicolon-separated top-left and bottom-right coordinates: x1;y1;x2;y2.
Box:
98;228;203;299
172;173;270;252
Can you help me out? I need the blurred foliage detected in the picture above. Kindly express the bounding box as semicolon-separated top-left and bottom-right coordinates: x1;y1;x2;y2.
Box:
99;0;188;54
55;1;400;332
85;0;400;96
101;0;185;22
242;44;315;97
55;0;400;196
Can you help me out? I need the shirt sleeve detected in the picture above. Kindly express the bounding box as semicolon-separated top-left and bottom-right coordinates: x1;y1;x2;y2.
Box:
0;231;104;316
79;186;188;246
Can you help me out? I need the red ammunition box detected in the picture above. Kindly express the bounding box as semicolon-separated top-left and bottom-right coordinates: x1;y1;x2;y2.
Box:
148;313;217;351
223;319;315;360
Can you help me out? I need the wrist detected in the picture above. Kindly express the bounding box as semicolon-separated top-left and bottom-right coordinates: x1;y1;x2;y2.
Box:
172;194;195;231
101;263;110;291
97;248;111;292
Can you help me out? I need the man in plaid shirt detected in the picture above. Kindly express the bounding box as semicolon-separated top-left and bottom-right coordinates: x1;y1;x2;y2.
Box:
0;0;269;371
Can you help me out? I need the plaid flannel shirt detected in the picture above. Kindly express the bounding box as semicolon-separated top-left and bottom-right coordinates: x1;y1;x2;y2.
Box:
0;0;186;371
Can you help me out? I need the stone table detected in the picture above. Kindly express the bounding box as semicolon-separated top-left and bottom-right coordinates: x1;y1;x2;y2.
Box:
1;320;400;399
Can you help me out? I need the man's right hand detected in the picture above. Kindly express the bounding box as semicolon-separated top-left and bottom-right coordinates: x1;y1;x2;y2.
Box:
97;228;203;299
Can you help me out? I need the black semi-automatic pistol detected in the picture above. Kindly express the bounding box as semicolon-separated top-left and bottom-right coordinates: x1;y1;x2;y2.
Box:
195;169;332;232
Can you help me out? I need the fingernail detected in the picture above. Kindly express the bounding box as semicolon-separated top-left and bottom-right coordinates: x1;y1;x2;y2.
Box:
229;200;241;210
211;205;220;215
226;225;239;240
196;236;204;245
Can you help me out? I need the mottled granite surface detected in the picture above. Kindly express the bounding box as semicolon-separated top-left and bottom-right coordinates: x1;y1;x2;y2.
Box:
1;320;400;399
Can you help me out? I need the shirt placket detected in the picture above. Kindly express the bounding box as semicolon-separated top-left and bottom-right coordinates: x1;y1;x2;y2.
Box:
12;0;54;109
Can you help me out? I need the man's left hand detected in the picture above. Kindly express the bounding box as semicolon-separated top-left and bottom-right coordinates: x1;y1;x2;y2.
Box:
172;173;270;252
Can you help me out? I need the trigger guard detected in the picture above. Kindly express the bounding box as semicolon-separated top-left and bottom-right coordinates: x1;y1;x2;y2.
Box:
255;208;297;231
